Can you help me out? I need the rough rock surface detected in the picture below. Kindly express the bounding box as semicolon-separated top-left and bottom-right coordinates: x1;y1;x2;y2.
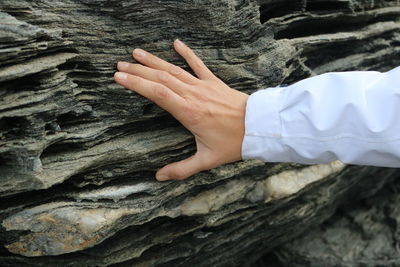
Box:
0;0;399;266
271;172;400;267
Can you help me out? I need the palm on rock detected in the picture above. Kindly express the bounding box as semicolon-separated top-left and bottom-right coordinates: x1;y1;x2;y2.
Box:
114;39;248;181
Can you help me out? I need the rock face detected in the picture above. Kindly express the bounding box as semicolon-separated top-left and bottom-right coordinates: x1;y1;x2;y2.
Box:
0;0;399;266
272;173;400;267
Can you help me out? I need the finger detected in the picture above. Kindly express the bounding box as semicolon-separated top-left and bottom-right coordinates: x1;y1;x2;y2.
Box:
173;39;216;81
117;62;189;96
132;48;199;85
156;153;205;181
114;71;186;118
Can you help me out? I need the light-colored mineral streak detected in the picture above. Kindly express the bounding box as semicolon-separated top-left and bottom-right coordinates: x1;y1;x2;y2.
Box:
71;182;156;202
263;160;346;201
2;161;345;257
2;202;134;256
180;161;346;216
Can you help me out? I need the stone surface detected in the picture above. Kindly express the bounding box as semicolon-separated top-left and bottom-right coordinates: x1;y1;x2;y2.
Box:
0;0;399;266
271;172;400;267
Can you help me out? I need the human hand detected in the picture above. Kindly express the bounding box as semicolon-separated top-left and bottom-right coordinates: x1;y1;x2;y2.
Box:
114;39;249;181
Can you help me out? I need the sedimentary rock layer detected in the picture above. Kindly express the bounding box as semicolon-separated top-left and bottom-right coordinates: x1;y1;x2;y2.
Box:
0;0;399;266
272;173;400;267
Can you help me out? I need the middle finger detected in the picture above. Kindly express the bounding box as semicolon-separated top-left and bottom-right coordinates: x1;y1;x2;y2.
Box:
117;62;189;96
132;48;199;85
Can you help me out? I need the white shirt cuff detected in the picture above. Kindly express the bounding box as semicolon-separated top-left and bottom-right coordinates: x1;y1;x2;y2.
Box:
241;87;289;162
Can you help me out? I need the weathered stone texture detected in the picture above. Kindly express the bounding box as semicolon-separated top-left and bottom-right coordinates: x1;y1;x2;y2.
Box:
0;0;399;266
272;174;400;267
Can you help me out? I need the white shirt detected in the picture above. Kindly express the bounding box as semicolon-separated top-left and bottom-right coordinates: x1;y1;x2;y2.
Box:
241;66;400;167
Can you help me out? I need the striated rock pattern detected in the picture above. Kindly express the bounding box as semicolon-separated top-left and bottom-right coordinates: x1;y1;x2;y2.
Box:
0;0;399;266
272;174;400;267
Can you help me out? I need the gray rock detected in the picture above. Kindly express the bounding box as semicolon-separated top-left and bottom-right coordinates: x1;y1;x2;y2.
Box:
272;172;400;267
0;0;399;266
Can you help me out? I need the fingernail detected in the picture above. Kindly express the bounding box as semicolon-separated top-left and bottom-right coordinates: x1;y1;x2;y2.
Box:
117;61;129;69
115;72;127;80
175;39;185;48
156;173;169;181
133;48;146;58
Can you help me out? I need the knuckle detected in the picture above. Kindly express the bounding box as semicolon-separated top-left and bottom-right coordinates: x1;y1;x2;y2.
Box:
153;84;169;100
130;64;141;73
183;104;203;125
184;48;194;59
173;164;188;180
188;50;197;60
169;65;183;76
183;104;195;115
149;56;158;66
193;58;204;68
191;88;210;101
157;71;170;82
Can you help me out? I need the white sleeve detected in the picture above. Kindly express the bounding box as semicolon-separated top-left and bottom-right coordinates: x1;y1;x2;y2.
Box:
241;66;400;167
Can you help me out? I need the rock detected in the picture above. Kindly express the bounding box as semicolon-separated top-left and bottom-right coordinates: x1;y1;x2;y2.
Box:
271;171;400;267
0;0;399;266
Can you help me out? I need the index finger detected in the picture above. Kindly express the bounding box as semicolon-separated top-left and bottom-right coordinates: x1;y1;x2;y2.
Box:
173;39;216;81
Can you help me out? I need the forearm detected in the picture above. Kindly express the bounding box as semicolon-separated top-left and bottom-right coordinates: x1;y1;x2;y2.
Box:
242;66;400;167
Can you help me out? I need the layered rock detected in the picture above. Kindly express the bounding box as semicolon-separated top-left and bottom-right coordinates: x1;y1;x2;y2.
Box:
0;0;399;266
272;171;400;267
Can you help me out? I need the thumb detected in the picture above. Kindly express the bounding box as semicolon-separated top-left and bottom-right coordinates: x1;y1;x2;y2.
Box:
155;153;205;181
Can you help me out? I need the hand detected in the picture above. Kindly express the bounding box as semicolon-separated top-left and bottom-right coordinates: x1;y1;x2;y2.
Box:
114;39;249;181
